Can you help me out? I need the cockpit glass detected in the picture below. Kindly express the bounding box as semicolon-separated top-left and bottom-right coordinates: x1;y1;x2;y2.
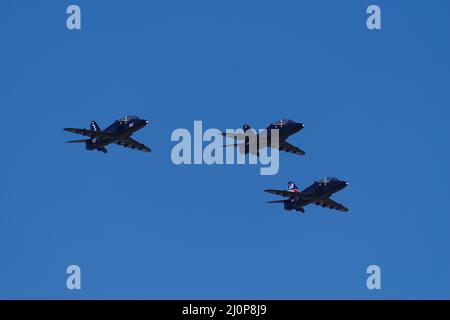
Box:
272;119;294;125
119;115;139;122
317;177;337;184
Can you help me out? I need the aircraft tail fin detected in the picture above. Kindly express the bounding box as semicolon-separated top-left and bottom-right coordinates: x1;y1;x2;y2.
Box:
90;121;101;132
288;181;300;192
243;124;251;132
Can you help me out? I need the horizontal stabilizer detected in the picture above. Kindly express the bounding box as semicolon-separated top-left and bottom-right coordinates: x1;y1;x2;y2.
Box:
264;189;308;198
266;200;286;204
63;128;114;139
223;142;240;148
67;139;89;143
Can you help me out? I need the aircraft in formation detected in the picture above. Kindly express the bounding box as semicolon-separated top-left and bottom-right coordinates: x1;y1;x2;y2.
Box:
222;119;306;156
264;177;349;213
63;115;151;153
63;116;349;212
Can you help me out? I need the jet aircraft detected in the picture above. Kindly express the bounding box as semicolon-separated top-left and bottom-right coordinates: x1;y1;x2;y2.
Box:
222;119;305;156
63;115;151;153
264;177;349;213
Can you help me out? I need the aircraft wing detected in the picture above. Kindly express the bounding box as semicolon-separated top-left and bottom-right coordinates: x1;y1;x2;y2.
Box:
63;128;114;139
264;189;306;199
222;132;247;141
222;131;259;142
314;198;349;212
116;137;151;153
276;141;305;156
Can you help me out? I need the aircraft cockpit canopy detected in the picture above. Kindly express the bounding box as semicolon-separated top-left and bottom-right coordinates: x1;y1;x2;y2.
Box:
316;177;338;184
119;115;139;122
272;119;295;126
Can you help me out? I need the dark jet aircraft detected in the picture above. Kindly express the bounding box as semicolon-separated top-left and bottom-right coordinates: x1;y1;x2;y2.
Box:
223;119;305;156
264;177;349;213
63;115;151;153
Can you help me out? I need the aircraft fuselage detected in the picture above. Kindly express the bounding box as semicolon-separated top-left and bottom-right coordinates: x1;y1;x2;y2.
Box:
87;118;148;150
243;121;304;152
285;179;348;211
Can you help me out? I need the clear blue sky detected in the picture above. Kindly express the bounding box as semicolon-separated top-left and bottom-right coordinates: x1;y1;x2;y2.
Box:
1;0;449;299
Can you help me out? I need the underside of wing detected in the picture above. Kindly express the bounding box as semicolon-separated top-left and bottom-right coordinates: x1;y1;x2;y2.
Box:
264;189;304;198
314;198;349;212
277;141;305;156
63;128;114;139
116;137;151;153
222;132;245;141
222;131;258;142
223;142;259;155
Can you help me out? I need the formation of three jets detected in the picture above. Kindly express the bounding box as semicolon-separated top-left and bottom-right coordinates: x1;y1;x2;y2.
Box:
64;116;349;213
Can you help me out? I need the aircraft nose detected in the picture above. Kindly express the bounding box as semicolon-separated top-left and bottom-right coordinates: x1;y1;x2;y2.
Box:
136;119;148;128
296;122;305;131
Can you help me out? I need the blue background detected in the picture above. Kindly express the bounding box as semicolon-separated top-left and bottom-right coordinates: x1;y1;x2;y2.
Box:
1;0;449;299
